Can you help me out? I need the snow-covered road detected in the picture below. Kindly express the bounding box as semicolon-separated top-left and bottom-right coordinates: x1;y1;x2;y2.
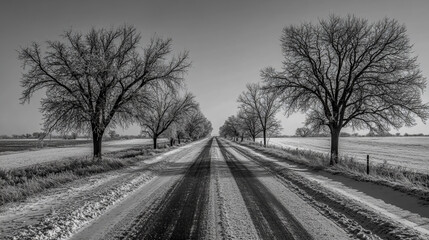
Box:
1;137;427;239
68;138;350;240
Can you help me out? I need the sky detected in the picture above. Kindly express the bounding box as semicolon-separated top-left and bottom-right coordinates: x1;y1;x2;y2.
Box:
1;0;429;136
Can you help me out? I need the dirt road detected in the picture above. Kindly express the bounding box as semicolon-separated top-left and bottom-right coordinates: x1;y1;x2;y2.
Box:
70;137;349;240
2;137;427;239
124;138;212;239
218;141;313;239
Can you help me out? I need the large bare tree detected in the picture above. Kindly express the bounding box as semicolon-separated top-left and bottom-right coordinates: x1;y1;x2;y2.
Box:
237;83;282;147
136;85;196;149
262;15;429;164
19;25;190;158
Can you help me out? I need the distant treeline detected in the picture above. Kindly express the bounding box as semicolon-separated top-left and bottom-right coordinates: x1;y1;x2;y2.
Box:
0;132;53;139
273;132;428;138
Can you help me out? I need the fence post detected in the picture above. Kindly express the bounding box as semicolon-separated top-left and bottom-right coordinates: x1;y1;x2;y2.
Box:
367;155;370;174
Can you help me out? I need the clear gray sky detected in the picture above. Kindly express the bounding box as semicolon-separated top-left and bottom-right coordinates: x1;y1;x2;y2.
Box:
1;0;429;136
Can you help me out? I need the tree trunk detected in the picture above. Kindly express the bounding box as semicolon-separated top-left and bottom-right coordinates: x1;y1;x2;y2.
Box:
330;128;340;165
252;135;256;142
153;136;158;149
92;129;104;160
170;138;174;147
263;129;267;147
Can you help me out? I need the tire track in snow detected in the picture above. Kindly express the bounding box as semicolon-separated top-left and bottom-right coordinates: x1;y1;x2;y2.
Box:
210;138;259;239
218;139;314;240
126;138;213;239
68;139;209;240
230;139;427;239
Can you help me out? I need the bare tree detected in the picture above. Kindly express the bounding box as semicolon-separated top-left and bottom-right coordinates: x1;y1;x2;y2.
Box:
237;83;282;147
175;120;188;144
183;108;212;140
108;130;119;139
237;109;262;142
164;122;178;147
262;15;429;164
184;110;205;140
266;118;282;137
19;25;190;158
200;119;213;139
295;127;312;137
136;85;196;149
219;115;242;141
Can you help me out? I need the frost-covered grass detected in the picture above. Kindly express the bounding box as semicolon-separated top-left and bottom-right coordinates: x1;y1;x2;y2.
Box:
260;136;429;172
241;140;429;200
0;143;173;206
333;157;429;200
244;141;329;167
0;158;127;205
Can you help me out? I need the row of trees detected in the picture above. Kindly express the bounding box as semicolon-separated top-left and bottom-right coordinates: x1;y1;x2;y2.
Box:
219;83;282;146
222;15;429;165
19;25;211;158
136;84;212;148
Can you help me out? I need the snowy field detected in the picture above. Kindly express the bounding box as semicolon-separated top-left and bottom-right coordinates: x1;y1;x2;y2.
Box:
0;138;166;169
257;137;429;172
0;138;91;153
